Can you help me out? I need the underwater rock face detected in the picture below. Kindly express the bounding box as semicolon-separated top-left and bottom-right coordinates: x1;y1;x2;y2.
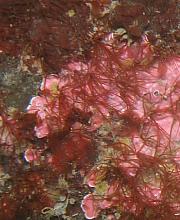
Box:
0;1;180;219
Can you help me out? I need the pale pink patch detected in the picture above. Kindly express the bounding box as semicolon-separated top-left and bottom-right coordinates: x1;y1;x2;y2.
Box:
24;148;39;162
99;199;113;210
107;92;127;112
81;181;119;219
84;165;108;188
133;136;156;157
113;142;140;176
81;194;100;219
156;114;180;142
118;159;140;177
138;184;162;205
28;96;64;138
89;110;109;131
27;96;47;115
138;56;180;110
67;61;88;72
118;35;153;65
27;96;50;138
40;75;60;92
34;120;49;138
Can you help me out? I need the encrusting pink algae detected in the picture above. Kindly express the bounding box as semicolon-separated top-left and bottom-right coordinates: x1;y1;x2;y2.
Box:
0;1;179;219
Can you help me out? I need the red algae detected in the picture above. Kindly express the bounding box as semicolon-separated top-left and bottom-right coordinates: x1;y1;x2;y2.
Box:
0;1;180;220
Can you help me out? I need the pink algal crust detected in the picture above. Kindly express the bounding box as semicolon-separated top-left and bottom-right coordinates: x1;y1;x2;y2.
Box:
25;32;180;218
27;35;154;137
81;194;99;219
81;54;180;218
81;180;141;219
81;181;120;219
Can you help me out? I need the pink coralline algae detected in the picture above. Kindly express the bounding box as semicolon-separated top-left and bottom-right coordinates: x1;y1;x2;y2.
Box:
27;35;153;138
26;33;180;219
81;194;99;219
81;181;120;219
1;1;180;219
79;41;180;218
24;147;41;163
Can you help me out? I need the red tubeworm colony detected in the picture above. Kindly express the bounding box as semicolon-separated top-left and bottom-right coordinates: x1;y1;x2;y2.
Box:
0;0;180;219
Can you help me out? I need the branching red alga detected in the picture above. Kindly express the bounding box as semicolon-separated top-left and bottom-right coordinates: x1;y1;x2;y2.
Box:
0;1;179;219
